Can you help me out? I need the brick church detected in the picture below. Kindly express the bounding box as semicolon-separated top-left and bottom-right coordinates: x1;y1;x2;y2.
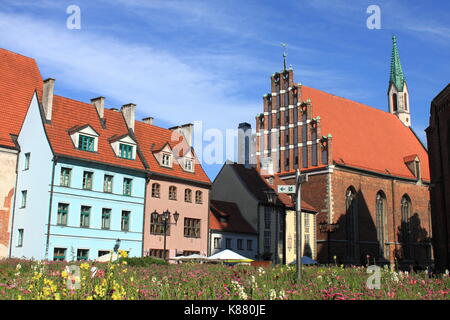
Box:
251;37;432;267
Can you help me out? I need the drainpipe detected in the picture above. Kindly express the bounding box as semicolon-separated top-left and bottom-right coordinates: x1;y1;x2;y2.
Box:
257;203;261;260
141;174;149;257
8;150;21;258
44;156;57;260
391;178;396;268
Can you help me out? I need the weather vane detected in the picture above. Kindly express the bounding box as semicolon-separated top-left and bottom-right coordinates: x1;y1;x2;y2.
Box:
281;43;288;71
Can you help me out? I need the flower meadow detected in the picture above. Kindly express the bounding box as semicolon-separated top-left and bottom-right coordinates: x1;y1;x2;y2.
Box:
0;252;449;300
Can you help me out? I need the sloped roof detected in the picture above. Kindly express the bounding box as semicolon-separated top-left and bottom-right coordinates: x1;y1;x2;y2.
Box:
0;48;42;149
230;163;317;211
133;121;211;184
300;85;430;181
210;200;256;234
44;96;146;171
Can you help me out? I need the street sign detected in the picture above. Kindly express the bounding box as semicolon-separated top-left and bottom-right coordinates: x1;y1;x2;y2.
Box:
278;185;296;194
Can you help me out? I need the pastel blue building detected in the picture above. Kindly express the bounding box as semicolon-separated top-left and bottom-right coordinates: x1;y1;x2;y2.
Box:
10;84;147;261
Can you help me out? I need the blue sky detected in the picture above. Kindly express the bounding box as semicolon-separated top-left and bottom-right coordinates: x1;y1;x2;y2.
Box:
0;0;449;180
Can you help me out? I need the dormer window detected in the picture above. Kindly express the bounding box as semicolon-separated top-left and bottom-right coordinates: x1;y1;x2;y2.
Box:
162;153;172;167
78;135;95;152
119;143;134;160
184;158;194;172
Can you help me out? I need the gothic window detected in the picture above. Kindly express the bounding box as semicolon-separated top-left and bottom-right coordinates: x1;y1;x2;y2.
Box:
321;139;328;165
401;195;412;259
404;92;408;111
376;192;388;259
393;93;398;112
345;187;357;259
302;111;308;168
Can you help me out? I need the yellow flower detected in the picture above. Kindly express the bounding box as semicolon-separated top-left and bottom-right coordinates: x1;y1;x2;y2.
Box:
55;293;61;300
17;295;23;300
61;270;68;278
118;250;128;258
86;296;94;300
80;263;90;270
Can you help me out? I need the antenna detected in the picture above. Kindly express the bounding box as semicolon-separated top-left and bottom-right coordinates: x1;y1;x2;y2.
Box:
281;43;288;71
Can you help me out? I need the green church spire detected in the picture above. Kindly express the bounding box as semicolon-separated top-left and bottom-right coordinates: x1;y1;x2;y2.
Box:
390;36;406;91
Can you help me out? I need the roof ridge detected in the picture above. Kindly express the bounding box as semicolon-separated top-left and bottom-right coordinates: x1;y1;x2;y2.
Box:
0;48;37;62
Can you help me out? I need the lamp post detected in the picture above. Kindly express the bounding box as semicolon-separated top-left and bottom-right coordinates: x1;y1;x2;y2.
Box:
263;189;278;264
152;210;180;261
114;238;121;254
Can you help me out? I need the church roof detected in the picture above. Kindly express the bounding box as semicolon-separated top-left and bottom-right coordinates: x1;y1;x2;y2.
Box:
300;85;430;181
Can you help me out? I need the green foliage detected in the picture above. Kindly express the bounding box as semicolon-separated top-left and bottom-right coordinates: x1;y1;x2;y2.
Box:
119;256;169;267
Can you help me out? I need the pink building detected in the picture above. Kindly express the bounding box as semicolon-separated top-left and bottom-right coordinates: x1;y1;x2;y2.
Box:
134;121;211;259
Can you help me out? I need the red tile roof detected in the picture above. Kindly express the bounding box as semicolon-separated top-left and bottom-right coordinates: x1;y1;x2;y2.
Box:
0;48;42;149
300;86;430;181
210;200;256;234
44;96;146;171
134;121;211;184
230;163;316;212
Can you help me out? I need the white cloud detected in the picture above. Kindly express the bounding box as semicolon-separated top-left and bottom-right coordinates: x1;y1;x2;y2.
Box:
0;11;259;134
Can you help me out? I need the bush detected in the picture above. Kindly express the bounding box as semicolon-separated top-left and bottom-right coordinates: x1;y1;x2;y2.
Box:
119;256;168;267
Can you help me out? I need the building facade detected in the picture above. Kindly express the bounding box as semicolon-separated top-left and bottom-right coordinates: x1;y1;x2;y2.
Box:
209;199;258;259
426;84;450;272
10;84;147;261
134;121;211;260
252;37;432;267
0;49;42;258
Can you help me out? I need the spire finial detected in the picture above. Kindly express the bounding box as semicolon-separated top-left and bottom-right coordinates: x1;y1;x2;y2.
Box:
281;43;288;71
390;35;405;91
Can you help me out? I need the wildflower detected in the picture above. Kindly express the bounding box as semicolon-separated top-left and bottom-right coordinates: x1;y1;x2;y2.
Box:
118;250;128;258
86;296;94;300
54;293;61;300
80;263;90;271
61;270;68;278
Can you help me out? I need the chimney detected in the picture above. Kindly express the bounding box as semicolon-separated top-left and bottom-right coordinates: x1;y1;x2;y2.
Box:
91;96;105;119
121;103;136;131
42;78;55;121
238;122;252;168
169;123;193;146
142;117;154;125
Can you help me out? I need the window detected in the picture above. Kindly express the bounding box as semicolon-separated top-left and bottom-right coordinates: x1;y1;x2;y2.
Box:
162;153;172;167
102;208;111;230
119;143;133;159
123;178;132;196
150;213;170;235
345;187;357;259
184;218;200;238
264;206;271;230
83;171;93;190
184;158;194;172
302;112;308;168
321;140;328;165
214;237;221;249
237;239;243;250
80;206;91;228
147;249;168;260
225;238;232;249
149;183;159;198
376;192;387;259
404;92;408;111
247;240;253;251
53;248;66;261
98;250;110;258
393;93;398;112
104;175;113;193
17;229;24;247
401;195;412;259
77;249;89;261
24;153;30;170
21;190;27;208
60;168;72;187
169;186;177;200
195;191;203;204
264;231;271;252
184;189;192;203
57;203;69;226
78;135;95;152
121;211;130;231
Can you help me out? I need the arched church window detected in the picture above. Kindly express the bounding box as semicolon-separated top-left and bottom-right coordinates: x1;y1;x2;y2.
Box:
393;93;398;112
346;187;357;259
376;192;388;259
